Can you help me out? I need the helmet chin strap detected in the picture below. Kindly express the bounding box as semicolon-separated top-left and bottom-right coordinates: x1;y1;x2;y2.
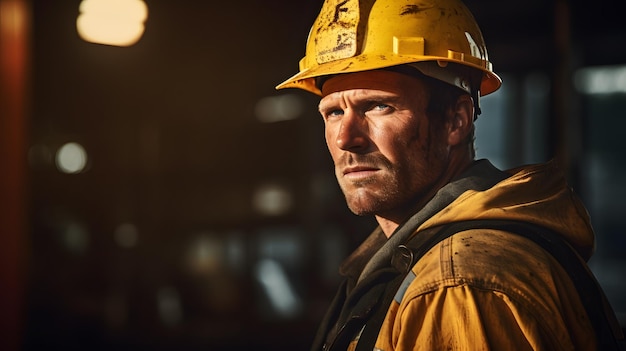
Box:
473;93;482;120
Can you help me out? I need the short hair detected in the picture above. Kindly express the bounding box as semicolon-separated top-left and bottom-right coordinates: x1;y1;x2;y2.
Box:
422;73;477;160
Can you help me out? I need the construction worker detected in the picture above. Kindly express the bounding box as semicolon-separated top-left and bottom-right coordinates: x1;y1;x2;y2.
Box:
276;0;625;350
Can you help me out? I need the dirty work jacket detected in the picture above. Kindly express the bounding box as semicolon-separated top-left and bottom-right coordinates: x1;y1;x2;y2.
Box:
312;160;620;351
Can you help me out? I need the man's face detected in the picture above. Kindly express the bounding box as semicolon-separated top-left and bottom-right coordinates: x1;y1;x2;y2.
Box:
319;70;450;218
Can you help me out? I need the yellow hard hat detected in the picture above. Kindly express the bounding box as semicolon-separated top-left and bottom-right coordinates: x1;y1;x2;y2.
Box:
276;0;501;97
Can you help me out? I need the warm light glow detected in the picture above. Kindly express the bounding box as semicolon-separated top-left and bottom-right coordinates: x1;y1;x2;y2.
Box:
77;0;148;47
56;142;88;174
186;234;224;275
0;1;27;37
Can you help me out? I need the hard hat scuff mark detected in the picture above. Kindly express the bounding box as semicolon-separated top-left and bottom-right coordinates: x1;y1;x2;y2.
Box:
400;4;433;16
337;62;355;72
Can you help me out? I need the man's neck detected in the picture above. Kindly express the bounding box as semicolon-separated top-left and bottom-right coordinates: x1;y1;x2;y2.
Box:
375;157;473;237
375;216;403;238
374;191;438;237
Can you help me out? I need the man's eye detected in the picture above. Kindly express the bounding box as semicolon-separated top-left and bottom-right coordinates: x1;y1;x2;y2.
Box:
326;109;344;118
366;103;393;115
372;103;390;111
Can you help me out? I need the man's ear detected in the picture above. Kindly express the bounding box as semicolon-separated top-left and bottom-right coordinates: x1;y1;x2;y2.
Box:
447;94;474;146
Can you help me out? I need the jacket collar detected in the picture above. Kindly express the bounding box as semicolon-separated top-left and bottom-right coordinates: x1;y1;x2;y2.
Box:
340;159;508;286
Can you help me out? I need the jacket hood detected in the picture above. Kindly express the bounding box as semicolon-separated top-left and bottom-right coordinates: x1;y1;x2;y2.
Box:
419;160;595;261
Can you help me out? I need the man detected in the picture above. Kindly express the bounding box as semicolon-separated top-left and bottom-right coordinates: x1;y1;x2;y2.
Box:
276;0;624;350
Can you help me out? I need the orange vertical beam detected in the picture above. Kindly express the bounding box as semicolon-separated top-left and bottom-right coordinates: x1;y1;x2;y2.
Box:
0;0;30;350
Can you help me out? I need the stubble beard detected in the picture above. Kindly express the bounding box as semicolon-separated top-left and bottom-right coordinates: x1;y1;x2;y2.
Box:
336;146;447;218
336;155;404;217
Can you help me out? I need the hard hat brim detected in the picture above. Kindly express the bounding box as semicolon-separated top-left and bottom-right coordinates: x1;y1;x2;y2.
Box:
276;54;501;96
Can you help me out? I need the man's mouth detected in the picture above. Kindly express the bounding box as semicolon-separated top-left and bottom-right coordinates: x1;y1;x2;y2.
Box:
342;165;379;179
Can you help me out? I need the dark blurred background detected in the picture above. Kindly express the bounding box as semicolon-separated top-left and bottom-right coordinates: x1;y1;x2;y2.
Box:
1;0;625;350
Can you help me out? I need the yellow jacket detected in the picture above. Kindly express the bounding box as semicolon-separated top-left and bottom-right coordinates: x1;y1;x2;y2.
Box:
374;161;597;350
313;160;622;351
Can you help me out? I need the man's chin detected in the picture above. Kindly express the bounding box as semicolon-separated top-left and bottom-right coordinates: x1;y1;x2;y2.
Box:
340;182;397;216
344;196;385;217
347;206;376;217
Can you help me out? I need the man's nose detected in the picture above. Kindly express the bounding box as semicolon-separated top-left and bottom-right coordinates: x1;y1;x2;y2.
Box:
335;111;369;152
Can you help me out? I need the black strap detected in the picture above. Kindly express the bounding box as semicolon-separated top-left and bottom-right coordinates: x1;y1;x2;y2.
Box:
395;219;625;351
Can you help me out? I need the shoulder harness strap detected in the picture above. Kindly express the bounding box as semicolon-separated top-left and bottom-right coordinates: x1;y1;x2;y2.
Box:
392;219;625;351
